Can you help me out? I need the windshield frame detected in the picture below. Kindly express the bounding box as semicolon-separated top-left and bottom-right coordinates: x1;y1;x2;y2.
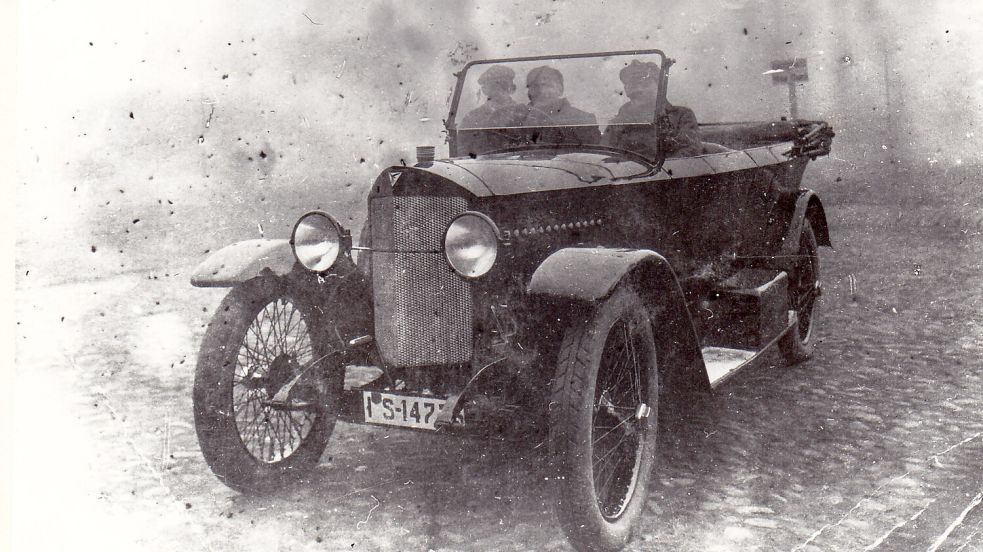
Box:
446;49;672;161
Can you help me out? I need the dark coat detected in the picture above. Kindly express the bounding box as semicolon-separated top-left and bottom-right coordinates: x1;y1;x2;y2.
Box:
602;100;703;159
458;99;531;155
460;99;528;129
525;98;602;146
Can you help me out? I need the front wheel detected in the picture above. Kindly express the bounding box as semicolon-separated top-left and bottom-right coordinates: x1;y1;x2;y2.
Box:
193;276;342;493
549;288;659;552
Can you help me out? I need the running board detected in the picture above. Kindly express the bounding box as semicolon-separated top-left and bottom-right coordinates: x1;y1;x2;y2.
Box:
702;314;797;389
703;346;757;387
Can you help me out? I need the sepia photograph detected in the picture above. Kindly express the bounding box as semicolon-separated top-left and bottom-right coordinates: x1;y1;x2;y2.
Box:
11;1;983;550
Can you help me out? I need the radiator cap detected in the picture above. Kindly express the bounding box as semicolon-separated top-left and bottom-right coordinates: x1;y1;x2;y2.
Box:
416;145;435;166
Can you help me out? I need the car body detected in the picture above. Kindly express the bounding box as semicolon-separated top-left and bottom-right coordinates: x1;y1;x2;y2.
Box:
189;49;834;552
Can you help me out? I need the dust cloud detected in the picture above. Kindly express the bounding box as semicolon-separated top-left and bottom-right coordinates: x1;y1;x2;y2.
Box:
14;0;983;285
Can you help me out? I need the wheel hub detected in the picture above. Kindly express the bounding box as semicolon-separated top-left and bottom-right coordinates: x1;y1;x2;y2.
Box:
266;354;300;394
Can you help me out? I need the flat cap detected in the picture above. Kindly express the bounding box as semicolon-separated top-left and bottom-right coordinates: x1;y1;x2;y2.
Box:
477;64;516;85
526;65;564;88
619;60;660;84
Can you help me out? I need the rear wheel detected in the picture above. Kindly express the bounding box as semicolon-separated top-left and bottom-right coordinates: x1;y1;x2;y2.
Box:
549;288;659;552
779;222;820;364
193;277;342;493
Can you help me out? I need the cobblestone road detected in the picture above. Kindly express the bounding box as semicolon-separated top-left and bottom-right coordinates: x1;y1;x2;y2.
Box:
13;169;983;551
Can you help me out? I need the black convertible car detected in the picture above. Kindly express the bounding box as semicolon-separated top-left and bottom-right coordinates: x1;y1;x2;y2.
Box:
189;49;834;552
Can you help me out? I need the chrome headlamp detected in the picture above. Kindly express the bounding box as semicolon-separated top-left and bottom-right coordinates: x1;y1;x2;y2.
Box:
291;211;345;272
444;211;500;278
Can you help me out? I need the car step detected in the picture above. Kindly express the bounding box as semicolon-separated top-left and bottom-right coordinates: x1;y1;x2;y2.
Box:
702;268;789;350
702;346;757;388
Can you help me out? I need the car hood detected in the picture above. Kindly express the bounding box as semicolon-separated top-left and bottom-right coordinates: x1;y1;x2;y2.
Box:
421;151;652;197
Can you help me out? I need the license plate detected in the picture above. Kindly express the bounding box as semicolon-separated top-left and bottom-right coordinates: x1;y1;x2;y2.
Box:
362;391;447;430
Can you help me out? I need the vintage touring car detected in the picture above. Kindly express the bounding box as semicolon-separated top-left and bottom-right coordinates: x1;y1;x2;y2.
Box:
190;50;834;551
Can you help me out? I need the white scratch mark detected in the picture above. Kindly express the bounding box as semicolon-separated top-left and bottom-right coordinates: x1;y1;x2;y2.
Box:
927;492;983;552
356;495;381;529
862;500;935;551
929;432;982;466
953;528;981;552
160;413;172;473
797;432;983;551
94;391;169;493
322;476;398;505
791;472;912;552
336;59;347;79
68;356;169;494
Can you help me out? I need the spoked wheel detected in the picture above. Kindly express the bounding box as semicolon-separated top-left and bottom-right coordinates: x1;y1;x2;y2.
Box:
779;222;821;364
193;276;342;493
549;287;659;552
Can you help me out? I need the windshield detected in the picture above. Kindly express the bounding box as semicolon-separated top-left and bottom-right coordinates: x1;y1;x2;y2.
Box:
452;52;666;133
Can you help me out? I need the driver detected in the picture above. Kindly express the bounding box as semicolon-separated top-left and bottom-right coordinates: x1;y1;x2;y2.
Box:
460;64;528;129
602;60;703;158
523;66;601;146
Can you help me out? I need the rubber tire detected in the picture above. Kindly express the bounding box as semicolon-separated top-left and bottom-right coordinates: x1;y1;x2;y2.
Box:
193;277;340;494
549;287;659;552
779;222;820;365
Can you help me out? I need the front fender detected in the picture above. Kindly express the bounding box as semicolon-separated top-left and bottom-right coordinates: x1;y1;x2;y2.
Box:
527;247;711;396
191;239;298;287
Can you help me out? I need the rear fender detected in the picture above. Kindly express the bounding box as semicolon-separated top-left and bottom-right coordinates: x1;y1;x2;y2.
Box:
783;191;832;255
527;248;711;396
191;239;298;288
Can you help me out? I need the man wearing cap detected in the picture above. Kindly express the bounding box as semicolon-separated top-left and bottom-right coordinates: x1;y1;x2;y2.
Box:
461;64;528;130
458;65;530;155
602;60;703;158
523;65;601;146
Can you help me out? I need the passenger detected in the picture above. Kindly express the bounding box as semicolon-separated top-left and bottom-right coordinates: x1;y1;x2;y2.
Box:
523;66;601;146
603;60;703;158
460;65;528;129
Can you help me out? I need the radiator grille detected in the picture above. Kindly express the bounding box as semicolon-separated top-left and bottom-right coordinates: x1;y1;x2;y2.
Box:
371;196;472;367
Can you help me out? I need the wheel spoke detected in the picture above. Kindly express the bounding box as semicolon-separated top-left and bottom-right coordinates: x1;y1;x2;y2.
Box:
798;286;818;310
239;401;267;441
282;308;303;352
291;335;314;361
593;416;633;446
623;323;641;403
592;432;632;472
273;412;287;461
584;309;654;521
236;347;266;381
274;301;292;354
246;409;267;457
277;301;296;353
247;318;274;364
596;445;632;504
597;326;635;406
266;302;284;356
282;412;298;449
601;343;630;399
224;293;331;465
262;304;282;357
266;302;282;353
